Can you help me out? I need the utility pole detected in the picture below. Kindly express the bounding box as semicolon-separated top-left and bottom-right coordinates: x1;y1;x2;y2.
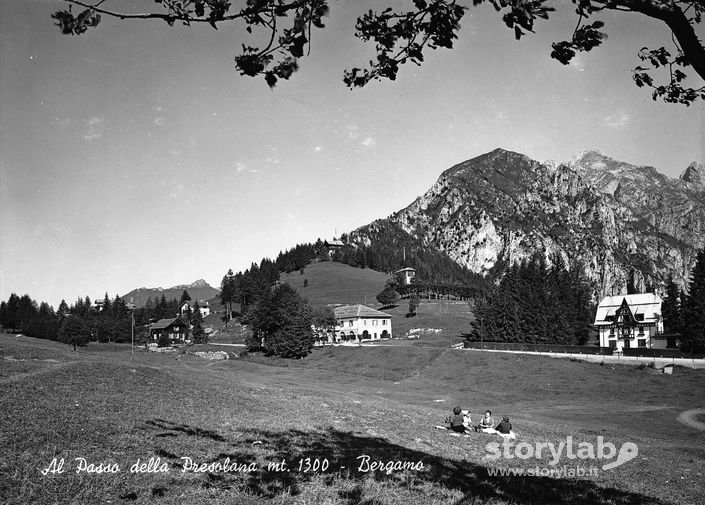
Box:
131;311;135;360
481;316;484;351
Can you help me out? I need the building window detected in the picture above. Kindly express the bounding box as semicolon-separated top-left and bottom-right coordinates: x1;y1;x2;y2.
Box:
609;341;617;349
638;339;647;347
638;326;644;335
382;320;387;325
348;320;353;327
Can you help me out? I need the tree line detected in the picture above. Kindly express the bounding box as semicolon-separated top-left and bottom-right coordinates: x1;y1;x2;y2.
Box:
0;292;134;347
468;253;594;345
662;248;705;353
0;289;209;348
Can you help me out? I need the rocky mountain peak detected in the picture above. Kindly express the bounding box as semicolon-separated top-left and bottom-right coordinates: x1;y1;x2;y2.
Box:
680;162;704;186
364;148;705;299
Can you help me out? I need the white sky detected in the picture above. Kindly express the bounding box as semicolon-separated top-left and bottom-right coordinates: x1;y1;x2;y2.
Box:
1;0;704;307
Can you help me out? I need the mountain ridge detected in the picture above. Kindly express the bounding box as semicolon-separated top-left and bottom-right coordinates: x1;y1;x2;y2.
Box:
351;148;704;298
122;280;219;308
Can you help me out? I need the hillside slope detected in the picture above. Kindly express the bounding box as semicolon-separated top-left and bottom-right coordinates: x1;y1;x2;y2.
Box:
280;261;389;307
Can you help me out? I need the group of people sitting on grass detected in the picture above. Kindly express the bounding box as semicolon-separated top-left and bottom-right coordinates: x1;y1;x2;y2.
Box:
440;406;515;438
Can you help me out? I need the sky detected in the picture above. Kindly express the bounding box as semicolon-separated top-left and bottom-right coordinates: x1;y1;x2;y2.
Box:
1;0;704;308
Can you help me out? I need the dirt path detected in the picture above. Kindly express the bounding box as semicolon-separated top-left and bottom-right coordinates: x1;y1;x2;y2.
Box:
677;409;705;431
0;359;85;384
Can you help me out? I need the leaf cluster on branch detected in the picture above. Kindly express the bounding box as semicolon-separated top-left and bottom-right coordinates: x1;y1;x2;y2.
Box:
52;0;705;100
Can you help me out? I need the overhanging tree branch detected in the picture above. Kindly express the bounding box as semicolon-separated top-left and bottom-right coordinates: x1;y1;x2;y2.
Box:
51;0;705;103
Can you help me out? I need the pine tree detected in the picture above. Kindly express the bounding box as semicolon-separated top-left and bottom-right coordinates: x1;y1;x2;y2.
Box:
408;293;420;317
248;283;315;358
101;293;111;315
682;248;705;353
180;290;191;305
662;275;682;334
376;286;399;308
191;302;206;344
59;315;91;351
53;301;66;319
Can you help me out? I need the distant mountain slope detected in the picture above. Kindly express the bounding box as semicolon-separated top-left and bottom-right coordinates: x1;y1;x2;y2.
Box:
122;279;219;308
349;148;704;298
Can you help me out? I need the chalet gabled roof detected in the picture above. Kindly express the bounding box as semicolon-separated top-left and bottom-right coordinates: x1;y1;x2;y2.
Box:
334;304;392;319
150;317;186;330
594;293;663;326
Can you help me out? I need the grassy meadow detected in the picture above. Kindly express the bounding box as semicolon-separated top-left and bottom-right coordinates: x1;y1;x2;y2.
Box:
1;333;704;505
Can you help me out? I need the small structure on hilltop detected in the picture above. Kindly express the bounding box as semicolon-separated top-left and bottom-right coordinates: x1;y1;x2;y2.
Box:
149;317;189;342
395;267;416;286
594;293;669;351
333;304;392;343
323;238;345;257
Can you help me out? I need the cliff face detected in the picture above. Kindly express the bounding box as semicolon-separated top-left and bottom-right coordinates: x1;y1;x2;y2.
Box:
363;148;705;298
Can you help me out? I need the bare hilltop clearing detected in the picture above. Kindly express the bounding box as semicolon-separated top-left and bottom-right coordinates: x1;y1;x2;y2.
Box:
1;333;703;505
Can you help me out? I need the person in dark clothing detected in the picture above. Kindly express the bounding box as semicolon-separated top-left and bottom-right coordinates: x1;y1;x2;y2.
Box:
495;415;515;438
445;406;470;434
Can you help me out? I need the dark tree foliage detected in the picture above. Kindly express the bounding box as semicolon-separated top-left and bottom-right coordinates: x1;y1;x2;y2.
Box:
57;299;70;316
276;243;319;273
180;290;192;305
191;301;206;344
0;293;61;340
682;248;705;352
662;274;682;334
52;0;705;104
1;291;139;345
376;286;400;308
470;254;592;345
0;294;21;330
407;292;420;317
59;315;91;350
220;268;237;325
245;283;314;358
158;332;171;347
311;305;336;334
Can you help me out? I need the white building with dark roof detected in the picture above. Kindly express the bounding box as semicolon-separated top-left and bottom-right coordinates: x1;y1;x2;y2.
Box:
333;304;392;342
594;293;666;351
395;267;416;286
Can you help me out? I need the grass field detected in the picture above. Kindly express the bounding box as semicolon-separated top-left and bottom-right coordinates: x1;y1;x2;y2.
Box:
2;333;704;505
280;261;390;307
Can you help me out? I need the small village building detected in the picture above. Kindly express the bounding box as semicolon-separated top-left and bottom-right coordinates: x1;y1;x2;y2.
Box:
324;239;345;257
395;267;416;286
149;317;188;342
333;304;392;342
594;293;667;351
180;301;210;318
